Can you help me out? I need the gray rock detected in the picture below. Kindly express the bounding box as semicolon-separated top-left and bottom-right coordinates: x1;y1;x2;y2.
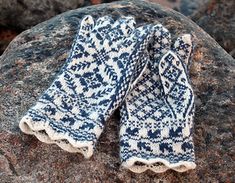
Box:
148;0;209;16
179;0;209;16
192;0;235;58
0;0;84;29
0;0;119;30
0;0;234;182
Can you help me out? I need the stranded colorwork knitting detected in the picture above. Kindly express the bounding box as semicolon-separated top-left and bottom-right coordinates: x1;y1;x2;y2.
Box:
119;34;196;173
19;15;156;158
19;15;196;173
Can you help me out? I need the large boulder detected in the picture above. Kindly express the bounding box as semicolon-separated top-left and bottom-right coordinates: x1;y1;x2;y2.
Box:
0;0;234;182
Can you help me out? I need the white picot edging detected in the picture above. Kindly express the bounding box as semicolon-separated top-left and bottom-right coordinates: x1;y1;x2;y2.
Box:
19;115;94;159
122;157;196;173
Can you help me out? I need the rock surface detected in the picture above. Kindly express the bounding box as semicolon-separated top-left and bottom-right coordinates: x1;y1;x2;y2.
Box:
0;0;115;30
0;0;235;182
149;0;208;16
0;0;207;31
192;0;235;58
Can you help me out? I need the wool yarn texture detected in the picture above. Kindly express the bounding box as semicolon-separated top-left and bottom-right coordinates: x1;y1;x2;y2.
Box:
19;15;196;173
119;32;196;173
19;15;156;158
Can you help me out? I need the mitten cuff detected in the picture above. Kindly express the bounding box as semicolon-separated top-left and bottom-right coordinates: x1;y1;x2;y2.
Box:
121;157;196;173
19;110;102;158
120;122;196;173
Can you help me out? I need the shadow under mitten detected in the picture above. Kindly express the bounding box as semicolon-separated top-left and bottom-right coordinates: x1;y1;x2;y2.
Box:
19;15;157;158
119;33;196;173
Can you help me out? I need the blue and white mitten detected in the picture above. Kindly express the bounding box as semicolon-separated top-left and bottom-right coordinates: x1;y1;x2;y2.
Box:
119;30;196;173
19;15;156;158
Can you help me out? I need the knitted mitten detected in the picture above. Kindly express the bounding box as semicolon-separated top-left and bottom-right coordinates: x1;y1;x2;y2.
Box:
19;15;156;158
119;30;196;173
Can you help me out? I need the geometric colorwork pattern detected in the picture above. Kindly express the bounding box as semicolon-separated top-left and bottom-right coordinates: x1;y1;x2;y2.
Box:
119;34;196;173
19;15;157;158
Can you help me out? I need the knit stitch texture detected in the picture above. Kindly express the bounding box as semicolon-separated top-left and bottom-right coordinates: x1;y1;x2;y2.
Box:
19;15;156;158
19;16;196;173
119;32;196;173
